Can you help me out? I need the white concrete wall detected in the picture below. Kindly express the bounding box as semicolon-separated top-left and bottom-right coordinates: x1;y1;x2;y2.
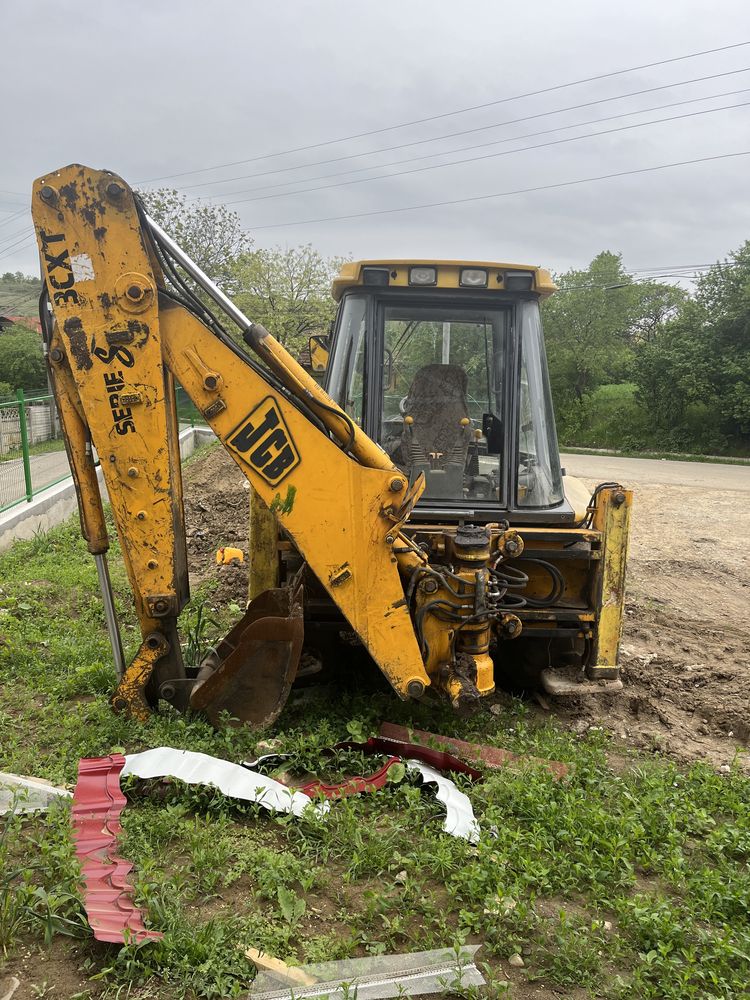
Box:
0;403;57;453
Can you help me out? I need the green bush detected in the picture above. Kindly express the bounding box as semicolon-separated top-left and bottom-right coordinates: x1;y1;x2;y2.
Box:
559;383;748;457
0;324;45;391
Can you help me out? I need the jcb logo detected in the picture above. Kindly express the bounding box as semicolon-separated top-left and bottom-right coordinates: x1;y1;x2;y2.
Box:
227;397;300;486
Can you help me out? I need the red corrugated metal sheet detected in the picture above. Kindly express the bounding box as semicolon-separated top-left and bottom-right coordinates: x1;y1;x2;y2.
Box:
379;722;569;780
71;754;162;944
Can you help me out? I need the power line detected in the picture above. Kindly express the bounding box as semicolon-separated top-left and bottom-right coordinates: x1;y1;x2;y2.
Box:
0;233;34;256
138;40;750;185
559;272;718;289
0;209;29;232
0;234;36;263
247;149;750;230
0;224;33;253
223;99;750;207
181;66;750;197
623;262;740;274
555;261;745;290
0;295;37;316
559;261;743;280
197;85;750;202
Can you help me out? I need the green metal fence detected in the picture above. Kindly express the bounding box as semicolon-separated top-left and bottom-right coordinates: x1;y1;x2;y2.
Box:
175;385;207;429
0;386;208;514
0;389;69;512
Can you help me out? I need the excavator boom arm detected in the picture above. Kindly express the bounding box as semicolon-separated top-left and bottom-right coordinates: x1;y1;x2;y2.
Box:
32;164;431;721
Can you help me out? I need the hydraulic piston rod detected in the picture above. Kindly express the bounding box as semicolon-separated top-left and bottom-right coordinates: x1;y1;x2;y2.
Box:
94;553;125;681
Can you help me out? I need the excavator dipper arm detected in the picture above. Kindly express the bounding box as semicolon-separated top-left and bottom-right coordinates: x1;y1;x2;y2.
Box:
32;164;432;726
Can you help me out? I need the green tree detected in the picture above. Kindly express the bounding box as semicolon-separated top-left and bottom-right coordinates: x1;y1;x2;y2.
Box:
1;272;39;285
0;324;46;391
541;252;637;437
628;282;687;344
691;241;750;437
542;251;694;444
633;243;750;446
631;329;711;431
229;245;345;354
136;188;251;283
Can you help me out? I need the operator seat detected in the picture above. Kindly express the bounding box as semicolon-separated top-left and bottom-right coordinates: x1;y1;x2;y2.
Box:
401;363;471;497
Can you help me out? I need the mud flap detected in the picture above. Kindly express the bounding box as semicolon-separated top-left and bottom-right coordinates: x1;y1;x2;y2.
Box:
189;572;304;728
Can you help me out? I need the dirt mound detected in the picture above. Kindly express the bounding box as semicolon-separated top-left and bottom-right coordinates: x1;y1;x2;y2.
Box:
183;445;250;607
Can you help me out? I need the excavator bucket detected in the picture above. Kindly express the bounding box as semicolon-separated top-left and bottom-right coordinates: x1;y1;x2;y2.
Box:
189;574;304;728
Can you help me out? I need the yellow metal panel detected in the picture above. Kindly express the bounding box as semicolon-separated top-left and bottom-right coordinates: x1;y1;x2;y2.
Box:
589;487;632;677
331;260;557;300
248;486;279;601
31;165;188;629
46;326;109;555
563;475;592;524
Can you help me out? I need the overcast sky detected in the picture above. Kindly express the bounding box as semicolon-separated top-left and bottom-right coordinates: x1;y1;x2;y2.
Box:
2;1;750;284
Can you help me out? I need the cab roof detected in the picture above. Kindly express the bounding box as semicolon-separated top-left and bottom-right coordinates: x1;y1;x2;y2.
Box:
331;259;557;301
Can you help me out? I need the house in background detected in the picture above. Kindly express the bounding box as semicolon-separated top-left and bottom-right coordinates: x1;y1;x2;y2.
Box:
0;313;42;333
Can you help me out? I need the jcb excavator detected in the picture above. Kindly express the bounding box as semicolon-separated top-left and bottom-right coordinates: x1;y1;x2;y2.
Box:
32;164;631;728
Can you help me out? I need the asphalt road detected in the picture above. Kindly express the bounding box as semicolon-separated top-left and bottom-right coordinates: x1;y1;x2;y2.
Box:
561;452;750;492
0;449;70;508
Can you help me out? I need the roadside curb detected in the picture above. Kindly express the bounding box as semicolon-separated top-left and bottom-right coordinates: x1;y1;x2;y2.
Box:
562;446;750;465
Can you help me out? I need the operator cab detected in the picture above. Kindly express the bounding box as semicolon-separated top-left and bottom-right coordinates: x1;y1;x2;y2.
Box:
322;260;574;524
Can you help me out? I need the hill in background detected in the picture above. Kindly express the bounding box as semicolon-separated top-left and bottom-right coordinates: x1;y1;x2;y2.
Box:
0;272;41;319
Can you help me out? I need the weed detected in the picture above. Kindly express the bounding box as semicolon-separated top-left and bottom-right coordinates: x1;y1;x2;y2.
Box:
276;886;306;925
0;812;26;954
181;602;222;668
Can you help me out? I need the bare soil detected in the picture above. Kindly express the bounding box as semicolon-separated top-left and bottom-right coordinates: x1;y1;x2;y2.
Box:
182;446;750;770
554;478;750;770
183;445;250;606
4;938;93;1000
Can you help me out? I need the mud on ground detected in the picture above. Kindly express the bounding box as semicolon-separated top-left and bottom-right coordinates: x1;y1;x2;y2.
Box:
183;445;250;607
559;477;750;770
183;446;750;770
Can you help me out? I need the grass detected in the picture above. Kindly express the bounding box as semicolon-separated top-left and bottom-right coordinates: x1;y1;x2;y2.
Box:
0;275;41;318
559;383;750;460
1;516;750;998
0;437;67;464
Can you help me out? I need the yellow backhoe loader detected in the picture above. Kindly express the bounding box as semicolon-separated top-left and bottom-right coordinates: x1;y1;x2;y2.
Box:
31;164;631;728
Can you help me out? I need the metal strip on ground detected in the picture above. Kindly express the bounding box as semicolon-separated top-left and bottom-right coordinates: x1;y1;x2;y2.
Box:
121;747;324;817
379;721;569;779
72;749;325;944
403;759;480;843
249;945;486;998
246;739;482;842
